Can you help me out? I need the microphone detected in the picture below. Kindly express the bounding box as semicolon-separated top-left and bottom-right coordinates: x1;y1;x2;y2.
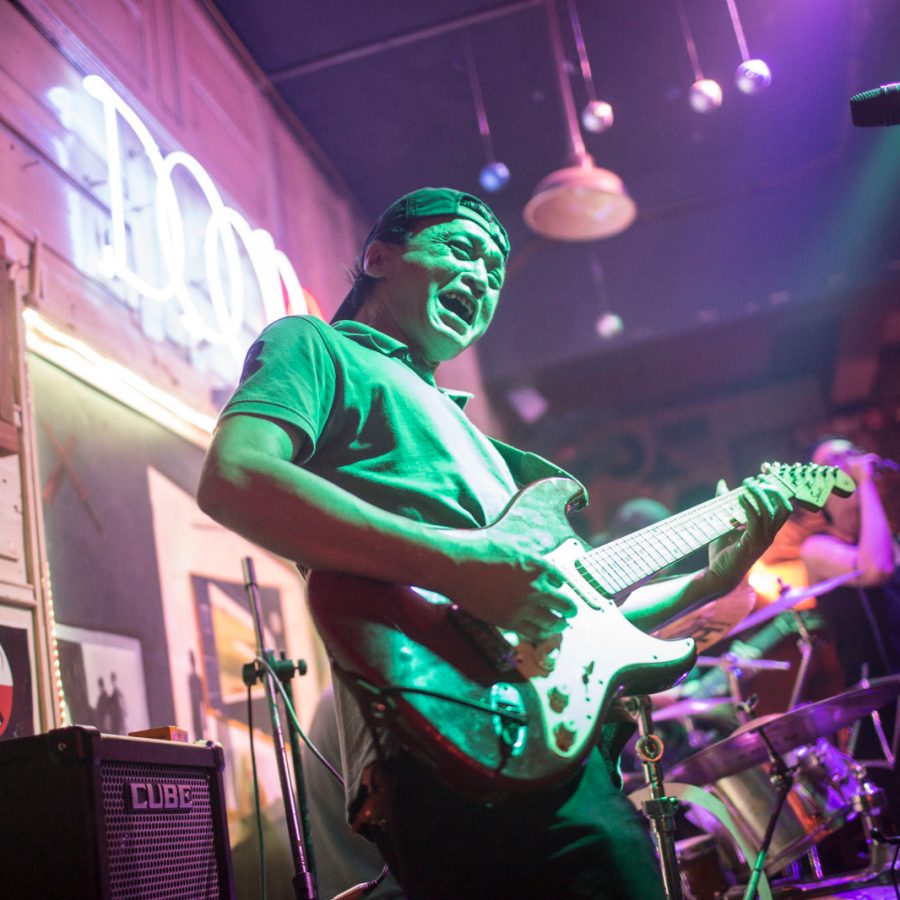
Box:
850;82;900;126
875;457;899;474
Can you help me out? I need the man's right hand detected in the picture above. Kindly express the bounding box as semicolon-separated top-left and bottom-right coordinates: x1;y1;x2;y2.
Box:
435;531;578;644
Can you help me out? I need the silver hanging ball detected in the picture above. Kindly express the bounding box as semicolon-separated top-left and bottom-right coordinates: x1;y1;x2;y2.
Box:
596;311;624;339
735;59;772;95
581;100;614;134
689;79;723;113
479;161;510;193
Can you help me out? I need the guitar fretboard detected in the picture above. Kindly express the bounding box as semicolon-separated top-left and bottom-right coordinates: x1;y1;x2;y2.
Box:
575;486;750;597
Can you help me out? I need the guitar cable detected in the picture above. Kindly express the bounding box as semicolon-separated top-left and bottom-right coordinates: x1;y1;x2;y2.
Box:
369;681;529;725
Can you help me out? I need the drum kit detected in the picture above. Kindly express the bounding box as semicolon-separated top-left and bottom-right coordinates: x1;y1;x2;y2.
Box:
623;578;900;900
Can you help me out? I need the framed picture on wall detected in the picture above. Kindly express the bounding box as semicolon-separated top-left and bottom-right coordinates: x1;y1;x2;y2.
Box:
54;623;150;736
0;603;38;741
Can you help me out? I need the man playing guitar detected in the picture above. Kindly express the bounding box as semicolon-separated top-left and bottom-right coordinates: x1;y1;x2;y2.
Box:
198;188;795;898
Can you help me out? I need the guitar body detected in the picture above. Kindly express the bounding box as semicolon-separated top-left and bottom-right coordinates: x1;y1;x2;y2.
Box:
307;477;697;796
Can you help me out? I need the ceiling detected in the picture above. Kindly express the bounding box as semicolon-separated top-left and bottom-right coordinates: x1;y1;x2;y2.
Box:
205;0;900;458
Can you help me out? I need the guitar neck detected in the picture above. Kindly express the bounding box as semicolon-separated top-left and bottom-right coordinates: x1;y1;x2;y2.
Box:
576;486;753;597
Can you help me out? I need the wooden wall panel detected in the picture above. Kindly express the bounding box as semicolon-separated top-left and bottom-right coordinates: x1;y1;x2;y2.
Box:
0;456;26;587
41;0;158;98
269;113;365;313
36;0;184;130
173;2;270;225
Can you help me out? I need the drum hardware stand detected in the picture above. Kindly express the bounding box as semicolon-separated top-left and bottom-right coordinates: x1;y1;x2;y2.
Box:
696;654;790;724
848;667;898;769
241;557;318;900
786;611;816;711
852;776;895;874
625;695;684;900
775;777;899;895
742;724;793;900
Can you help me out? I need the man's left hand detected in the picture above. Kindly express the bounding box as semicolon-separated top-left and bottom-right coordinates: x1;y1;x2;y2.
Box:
707;477;793;593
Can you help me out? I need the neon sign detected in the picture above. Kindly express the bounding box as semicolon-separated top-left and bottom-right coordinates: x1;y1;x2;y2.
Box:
83;75;316;361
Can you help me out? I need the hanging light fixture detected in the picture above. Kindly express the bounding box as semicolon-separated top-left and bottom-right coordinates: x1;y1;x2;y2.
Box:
589;251;624;339
463;38;510;193
565;0;614;134
674;0;723;113
524;0;636;241
724;0;772;95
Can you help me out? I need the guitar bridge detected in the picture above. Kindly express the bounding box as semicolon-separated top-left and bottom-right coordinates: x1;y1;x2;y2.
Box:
447;605;517;672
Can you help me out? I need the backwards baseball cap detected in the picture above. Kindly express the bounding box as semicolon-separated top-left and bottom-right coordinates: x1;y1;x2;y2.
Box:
331;187;510;323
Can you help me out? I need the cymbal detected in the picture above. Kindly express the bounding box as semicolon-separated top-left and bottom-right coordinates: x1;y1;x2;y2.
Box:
669;675;900;786
651;696;734;722
653;582;756;652
726;568;862;638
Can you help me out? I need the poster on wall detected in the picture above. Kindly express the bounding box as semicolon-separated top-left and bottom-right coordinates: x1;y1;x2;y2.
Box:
0;605;37;741
146;466;324;829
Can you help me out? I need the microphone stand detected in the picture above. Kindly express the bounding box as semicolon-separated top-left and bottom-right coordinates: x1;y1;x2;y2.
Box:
241;557;317;900
742;725;793;900
626;695;683;900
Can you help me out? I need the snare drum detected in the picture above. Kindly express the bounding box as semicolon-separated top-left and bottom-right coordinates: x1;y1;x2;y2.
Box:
697;738;858;873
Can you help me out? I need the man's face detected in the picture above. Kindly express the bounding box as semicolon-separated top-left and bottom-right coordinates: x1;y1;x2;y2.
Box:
369;215;506;365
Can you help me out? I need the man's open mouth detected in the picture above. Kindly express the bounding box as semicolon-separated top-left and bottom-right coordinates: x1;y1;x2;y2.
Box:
439;291;475;324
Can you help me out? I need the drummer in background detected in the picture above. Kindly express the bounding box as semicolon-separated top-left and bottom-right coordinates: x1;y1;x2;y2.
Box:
801;437;900;687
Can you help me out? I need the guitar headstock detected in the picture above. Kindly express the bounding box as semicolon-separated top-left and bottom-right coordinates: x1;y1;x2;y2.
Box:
761;461;856;511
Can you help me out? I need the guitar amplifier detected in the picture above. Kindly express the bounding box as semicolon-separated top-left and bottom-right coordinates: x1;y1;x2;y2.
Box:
0;725;235;898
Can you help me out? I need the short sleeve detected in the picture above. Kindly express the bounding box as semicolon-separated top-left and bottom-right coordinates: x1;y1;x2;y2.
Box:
220;316;337;461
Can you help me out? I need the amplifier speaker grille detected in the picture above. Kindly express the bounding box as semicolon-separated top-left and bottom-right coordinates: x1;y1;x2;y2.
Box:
101;760;222;898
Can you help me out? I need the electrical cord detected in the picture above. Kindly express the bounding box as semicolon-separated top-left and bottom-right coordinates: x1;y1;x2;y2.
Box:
350;678;529;725
258;657;344;785
246;682;268;900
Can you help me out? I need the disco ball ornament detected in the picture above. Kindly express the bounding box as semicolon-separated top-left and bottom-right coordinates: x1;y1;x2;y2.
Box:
735;59;772;95
581;100;614;134
596;311;624;339
479;161;510;193
689;79;723;113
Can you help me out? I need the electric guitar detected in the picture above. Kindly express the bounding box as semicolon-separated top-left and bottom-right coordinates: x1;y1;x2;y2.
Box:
307;462;854;797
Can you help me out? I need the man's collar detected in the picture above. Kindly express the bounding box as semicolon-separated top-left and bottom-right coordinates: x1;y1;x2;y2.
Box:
333;320;409;359
333;320;470;407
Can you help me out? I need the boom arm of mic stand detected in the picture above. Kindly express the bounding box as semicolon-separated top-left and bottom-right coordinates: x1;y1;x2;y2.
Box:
242;557;318;900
